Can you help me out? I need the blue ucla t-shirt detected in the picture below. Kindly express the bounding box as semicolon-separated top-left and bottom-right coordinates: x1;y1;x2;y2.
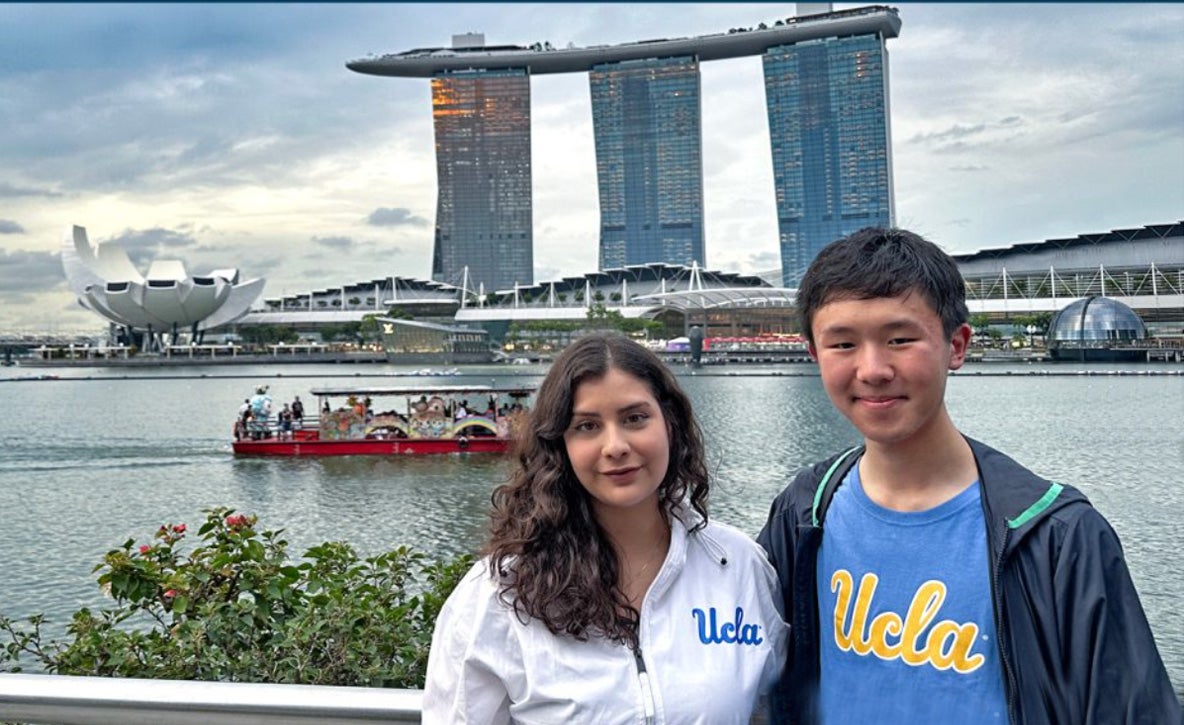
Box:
816;464;1006;724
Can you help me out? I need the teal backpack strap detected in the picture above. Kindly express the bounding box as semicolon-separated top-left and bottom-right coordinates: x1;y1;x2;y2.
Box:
811;446;864;526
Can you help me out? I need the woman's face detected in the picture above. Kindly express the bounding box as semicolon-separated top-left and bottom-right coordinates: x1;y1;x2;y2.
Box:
563;367;670;519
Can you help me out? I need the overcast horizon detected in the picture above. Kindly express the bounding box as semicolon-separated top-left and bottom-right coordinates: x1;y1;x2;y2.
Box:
1;3;1181;333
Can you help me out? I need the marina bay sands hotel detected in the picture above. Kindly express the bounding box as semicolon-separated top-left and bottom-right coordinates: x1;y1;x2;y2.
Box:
347;4;901;294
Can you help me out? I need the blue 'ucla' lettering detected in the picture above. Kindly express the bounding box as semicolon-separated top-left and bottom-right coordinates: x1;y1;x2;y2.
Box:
692;607;763;645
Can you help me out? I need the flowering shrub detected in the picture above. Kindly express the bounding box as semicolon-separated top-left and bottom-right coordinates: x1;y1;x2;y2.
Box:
0;507;472;688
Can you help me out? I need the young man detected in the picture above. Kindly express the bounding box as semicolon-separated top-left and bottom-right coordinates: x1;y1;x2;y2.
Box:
757;228;1178;724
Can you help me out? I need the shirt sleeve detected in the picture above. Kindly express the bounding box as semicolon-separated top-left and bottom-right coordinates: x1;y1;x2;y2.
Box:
757;484;800;610
1053;508;1181;723
753;537;790;696
422;561;514;725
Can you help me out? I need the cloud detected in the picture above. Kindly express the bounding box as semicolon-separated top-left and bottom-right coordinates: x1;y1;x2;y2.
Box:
742;250;780;272
311;235;356;251
907;117;1026;148
0;220;26;234
218;252;284;279
0;3;1180;328
0;182;62;198
0;248;66;293
2;53;426;200
367;207;429;227
103;227;200;267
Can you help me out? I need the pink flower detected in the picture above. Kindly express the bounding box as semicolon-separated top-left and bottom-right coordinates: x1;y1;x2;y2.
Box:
172;523;186;534
139;544;152;555
163;589;178;598
226;514;246;528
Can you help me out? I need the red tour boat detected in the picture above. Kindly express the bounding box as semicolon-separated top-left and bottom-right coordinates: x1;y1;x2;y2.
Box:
232;384;535;456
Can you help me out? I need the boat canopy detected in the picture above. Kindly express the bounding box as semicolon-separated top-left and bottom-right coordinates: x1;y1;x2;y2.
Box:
308;384;535;398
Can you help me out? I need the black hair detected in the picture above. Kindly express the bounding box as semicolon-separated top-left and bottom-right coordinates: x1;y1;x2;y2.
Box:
796;227;969;346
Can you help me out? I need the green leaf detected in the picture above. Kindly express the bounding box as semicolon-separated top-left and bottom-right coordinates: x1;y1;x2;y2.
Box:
1;510;475;688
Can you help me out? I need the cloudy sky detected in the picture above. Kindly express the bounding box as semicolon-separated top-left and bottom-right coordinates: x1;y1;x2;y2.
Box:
1;3;1181;332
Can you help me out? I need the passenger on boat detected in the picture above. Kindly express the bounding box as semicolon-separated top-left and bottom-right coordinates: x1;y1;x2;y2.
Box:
248;386;273;440
423;333;786;722
291;395;304;429
348;395;365;417
234;399;251;441
278;404;293;441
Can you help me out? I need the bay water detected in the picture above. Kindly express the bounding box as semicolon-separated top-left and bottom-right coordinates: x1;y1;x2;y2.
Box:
0;361;1180;695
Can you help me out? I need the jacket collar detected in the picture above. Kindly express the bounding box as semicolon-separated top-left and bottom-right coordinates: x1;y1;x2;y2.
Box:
799;438;1086;558
647;505;730;604
966;436;1087;555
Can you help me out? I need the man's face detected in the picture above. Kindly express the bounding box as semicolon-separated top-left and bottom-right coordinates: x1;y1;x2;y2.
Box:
809;292;970;448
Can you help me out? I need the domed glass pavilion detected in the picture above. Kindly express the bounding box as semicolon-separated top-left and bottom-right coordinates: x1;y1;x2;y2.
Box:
1048;296;1148;361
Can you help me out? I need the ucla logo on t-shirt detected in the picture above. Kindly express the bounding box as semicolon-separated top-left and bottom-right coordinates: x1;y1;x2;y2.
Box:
831;570;986;673
692;607;763;645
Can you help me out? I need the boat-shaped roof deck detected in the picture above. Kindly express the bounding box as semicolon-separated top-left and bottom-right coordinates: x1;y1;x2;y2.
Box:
347;6;900;78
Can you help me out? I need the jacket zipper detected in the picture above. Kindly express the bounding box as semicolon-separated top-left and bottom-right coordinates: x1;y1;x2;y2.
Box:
991;523;1019;725
633;646;656;724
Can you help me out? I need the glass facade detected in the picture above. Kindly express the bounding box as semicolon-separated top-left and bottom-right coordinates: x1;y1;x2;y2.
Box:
590;56;705;270
380;317;493;363
1049;297;1148;343
764;34;894;286
430;69;533;294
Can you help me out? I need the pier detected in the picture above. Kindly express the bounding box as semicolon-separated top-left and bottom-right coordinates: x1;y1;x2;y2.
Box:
1146;347;1184;363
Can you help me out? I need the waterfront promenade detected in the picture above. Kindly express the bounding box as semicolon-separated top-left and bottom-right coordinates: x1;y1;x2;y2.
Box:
13;341;1184;368
14;342;386;367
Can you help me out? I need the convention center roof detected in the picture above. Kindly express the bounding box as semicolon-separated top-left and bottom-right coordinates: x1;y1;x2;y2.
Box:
631;287;798;312
952;221;1183;264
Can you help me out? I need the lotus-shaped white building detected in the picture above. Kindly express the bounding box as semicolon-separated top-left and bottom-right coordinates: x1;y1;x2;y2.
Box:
60;225;265;348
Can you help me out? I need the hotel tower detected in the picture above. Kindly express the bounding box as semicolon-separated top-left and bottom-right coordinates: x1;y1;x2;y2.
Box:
347;5;900;291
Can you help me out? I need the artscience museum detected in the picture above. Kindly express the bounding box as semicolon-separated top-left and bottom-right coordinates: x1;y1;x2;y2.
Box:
60;225;265;351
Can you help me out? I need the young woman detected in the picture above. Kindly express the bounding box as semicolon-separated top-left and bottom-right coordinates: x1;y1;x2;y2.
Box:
424;332;787;723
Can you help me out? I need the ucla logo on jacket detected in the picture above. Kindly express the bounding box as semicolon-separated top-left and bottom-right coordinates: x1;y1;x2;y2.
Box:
692;607;763;645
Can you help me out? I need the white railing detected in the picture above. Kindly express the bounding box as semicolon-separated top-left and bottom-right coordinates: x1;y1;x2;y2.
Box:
0;674;422;724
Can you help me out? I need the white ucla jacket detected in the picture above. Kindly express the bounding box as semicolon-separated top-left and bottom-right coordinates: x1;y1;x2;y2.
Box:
422;511;788;724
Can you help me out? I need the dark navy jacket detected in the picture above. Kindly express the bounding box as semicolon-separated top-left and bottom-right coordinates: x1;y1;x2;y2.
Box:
757;437;1181;724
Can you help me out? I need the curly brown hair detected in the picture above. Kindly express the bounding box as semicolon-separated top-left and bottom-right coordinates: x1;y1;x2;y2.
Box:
485;332;709;649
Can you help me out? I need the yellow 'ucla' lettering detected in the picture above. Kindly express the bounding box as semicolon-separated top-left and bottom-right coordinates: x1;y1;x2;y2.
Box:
830;570;986;673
